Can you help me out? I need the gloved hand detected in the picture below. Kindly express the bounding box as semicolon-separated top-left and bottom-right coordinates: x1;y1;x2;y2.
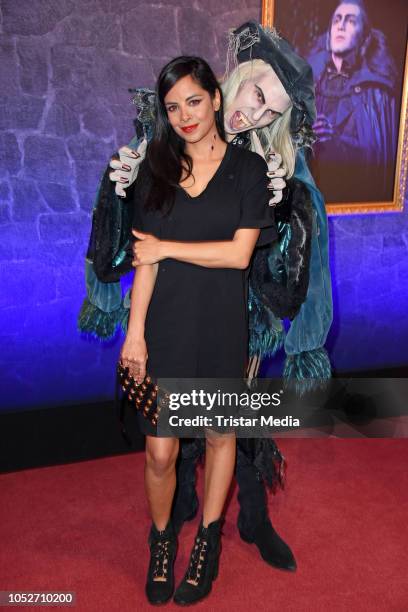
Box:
266;151;286;206
109;138;148;197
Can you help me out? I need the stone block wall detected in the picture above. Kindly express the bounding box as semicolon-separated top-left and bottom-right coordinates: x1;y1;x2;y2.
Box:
0;0;261;410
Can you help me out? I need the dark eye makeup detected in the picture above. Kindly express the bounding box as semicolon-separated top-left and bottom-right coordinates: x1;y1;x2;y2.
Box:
165;97;202;112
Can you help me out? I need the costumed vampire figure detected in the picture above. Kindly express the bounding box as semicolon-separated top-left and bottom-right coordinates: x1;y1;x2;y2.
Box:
78;21;333;571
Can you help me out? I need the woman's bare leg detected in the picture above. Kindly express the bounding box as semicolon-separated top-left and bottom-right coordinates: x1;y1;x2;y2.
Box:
145;435;179;530
202;431;236;527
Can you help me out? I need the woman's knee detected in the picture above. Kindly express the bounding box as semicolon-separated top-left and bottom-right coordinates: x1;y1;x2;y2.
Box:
205;432;235;451
145;438;179;475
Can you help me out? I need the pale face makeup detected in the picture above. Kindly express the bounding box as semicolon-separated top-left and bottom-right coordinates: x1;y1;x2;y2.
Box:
164;74;220;145
330;3;363;54
224;63;291;134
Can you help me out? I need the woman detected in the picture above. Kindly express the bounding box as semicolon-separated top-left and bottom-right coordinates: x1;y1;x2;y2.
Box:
119;56;275;606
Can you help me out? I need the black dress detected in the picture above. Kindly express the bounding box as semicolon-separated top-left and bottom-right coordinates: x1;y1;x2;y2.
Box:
132;143;276;435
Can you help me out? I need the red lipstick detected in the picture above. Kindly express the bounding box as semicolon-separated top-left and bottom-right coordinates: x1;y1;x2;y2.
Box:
181;124;199;133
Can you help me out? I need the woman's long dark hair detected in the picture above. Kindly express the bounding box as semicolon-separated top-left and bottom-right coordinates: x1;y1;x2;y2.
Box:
145;56;225;213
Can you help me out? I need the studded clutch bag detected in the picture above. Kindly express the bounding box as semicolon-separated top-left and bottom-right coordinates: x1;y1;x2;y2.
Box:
117;361;164;426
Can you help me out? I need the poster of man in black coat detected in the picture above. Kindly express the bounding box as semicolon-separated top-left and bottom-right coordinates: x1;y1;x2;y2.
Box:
272;0;407;206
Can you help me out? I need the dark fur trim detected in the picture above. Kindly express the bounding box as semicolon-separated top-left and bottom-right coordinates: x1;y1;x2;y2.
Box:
250;178;313;320
91;166;134;283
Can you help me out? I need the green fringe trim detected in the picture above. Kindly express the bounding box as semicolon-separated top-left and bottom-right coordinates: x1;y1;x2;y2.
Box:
248;286;285;359
77;298;128;341
283;347;332;396
249;326;284;359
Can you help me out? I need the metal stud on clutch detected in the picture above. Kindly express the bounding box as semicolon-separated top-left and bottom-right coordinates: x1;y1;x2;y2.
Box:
117;361;166;425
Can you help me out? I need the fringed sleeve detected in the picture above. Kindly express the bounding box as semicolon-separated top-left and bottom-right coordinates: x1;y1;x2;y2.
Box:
249;177;313;322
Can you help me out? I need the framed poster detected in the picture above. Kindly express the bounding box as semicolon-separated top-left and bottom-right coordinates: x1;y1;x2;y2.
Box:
262;0;408;214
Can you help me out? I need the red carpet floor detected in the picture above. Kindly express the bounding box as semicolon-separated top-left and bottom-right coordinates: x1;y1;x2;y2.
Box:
1;439;407;611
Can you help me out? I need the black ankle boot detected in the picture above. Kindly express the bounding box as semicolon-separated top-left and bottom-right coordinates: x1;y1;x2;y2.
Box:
240;518;297;571
173;517;223;606
171;446;199;535
145;519;178;605
236;445;296;571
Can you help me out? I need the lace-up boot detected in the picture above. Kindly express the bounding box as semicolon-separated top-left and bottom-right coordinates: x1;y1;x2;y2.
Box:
145;519;177;605
173;517;223;606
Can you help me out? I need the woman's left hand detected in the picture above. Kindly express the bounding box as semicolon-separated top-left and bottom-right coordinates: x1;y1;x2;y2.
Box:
132;230;164;265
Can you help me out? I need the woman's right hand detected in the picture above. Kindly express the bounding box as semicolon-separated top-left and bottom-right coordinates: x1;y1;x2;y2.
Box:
119;335;148;385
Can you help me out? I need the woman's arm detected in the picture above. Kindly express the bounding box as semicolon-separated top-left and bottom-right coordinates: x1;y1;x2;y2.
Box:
132;228;260;270
127;263;158;338
120;262;158;383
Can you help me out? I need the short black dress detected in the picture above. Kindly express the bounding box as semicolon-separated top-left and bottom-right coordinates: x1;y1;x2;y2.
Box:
131;143;276;435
